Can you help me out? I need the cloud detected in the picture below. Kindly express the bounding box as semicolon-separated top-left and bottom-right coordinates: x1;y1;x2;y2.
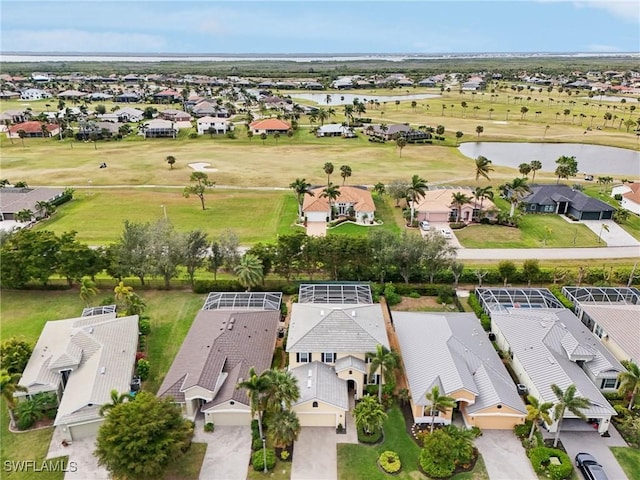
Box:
575;1;640;22
1;29;166;52
586;43;622;52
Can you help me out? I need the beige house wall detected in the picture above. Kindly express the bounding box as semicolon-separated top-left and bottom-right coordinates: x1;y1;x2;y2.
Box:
462;404;526;430
293;400;346;428
204;400;252;425
601;336;633;364
448;388;476;404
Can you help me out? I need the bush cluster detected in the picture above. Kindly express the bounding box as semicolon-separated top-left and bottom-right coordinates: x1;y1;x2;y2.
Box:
251;448;276;471
383;283;402;306
378;451;401;474
468;293;491;331
136;358;150;381
204;422;214;432
357;425;383;444
548;286;574;309
527;447;573;480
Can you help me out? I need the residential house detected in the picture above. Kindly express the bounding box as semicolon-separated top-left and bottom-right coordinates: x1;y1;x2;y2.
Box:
563;286;640;364
139;119;178;138
302;185;375;224
0;90;20;99
97;107;144;123
152;89;181;103
316;123;356;138
191;101;230;118
366;124;411;141
394;312;527;429
196;116;233;135
20;88;51;100
413;188;496;223
86;92;113;101
113;92;142;103
521;184;615;220
7;121;60;139
611;182;640;215
160;108;191;122
57;90;87;100
286;284;390;404
157;292;281;425
249;118;291;135
16;312;139;442
418;78;437;87
304;81;325;90
0;187;65;221
477;288;622;434
76;121;119;140
1;109;28;124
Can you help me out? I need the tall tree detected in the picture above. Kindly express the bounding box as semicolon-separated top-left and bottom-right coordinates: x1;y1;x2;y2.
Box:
406;174;428;225
320;183;341;220
474;155;494;183
425;386;456;433
183;171;214;210
526;395;553;441
530;160;542;183
1;370;27;426
266;409;301;449
519;163;532;178
234;254;264;291
17;129;26;147
237;367;270;439
618;361;640;410
263;369;300;413
551;383;591;447
366;345;399;402
554;155;578;184
475;125;484;137
353;395;387;434
183;229;209;288
455;131;463;146
99;389;131;416
339;165;352;185
450;192;472;223
323;162;334;186
95;391;194;480
473;186;494;216
289;178;314;219
149;220;186;289
504;177;531;216
0;338;32;375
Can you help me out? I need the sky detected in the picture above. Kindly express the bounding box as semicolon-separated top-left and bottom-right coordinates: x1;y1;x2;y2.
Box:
1;0;639;55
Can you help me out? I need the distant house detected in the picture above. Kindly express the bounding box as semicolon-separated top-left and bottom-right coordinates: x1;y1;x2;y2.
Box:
139;119;178;138
0;187;66;221
611;182;640;215
86;92;113;101
418;78;436;87
413;188;496;223
157;292;281;425
6;121;59;139
16;312;138;442
97;107;144;123
0;109;28;124
196;116;233;135
316;123;356;138
394;312;527;430
249;118;291;135
57;90;87;100
0;90;20;100
191;101;229;118
302;185;375;223
152;89;181;103
367;124;410;141
113;92;141;103
160;108;191;122
304;81;325;90
20;88;51;100
76;121;119;140
521;184;615;220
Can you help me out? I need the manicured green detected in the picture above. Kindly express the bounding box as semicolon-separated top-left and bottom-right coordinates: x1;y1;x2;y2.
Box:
161;442;207;480
338;406;488;480
246;458;292;480
328;196;402;237
581;185;640;241
611;447;640;480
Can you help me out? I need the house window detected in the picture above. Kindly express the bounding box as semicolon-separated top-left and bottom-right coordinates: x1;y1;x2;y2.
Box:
312;401;319;408
600;378;618;389
61;369;71;389
544;205;554;213
367;374;380;385
322;352;336;363
594;324;605;338
365;357;372;364
530;204;537;212
297;352;312;363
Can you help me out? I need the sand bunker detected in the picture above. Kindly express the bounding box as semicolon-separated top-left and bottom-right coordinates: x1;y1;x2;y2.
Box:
188;162;219;172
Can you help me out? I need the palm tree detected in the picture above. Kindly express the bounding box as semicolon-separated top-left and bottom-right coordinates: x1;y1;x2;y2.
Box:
443;425;476;464
473;186;494;216
166;155;176;170
525;395;553;441
353;395;387;434
475;125;484;137
406;174;428;225
530;160;542;183
396;136;407;157
17;129;26;147
455;131;463;146
263;369;300;413
1;369;27;426
504;177;531;217
320;183;341;220
425;385;456;433
113;281;133;305
323;162;334;186
289;178;314;219
366;345;399;402
450;192;472;223
234;254;264;291
266;409;301;449
519;163;532;178
79;277;99;306
339;165;352;185
34;200;54;219
551;383;592;447
237;367;270;439
373;182;386;197
474;156;494;183
14;209;33;223
99;389;130;416
618;361;640;410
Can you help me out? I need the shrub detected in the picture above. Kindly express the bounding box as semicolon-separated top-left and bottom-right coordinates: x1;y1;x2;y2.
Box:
188;132;198;139
251;419;260;440
528;447;572;480
16;415;35;431
408;291;421;299
136;358;150;380
251;448;276;471
548;286;574;309
204;422;214;433
514;422;532;440
480;314;491;331
252;437;264;451
613;405;629;418
138;318;151;335
383;283;402;306
614;194;623;201
378;451;401;474
357;425;383;444
280;449;290;461
419;448;455;478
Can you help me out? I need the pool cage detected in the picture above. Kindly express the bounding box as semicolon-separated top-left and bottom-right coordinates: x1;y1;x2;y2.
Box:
562;286;640;306
297;283;373;304
202;292;282;311
476;288;565;314
81;305;117;317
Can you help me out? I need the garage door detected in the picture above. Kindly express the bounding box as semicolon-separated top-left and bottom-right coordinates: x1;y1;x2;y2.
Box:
69;421;100;440
473;415;523;430
580;211;601;220
210;412;252;426
297;413;336;427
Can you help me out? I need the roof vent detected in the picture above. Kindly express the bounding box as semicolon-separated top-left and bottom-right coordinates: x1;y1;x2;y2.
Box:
227;324;234;330
100;366;106;374
307;379;312;388
229;317;236;324
320;310;325;316
88;327;94;334
351;311;356;317
547;356;556;365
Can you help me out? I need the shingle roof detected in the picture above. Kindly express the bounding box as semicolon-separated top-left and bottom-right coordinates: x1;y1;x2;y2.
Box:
0;187;64;215
302;185;375;213
157;309;279;409
291;361;348;410
287;304;389;353
523;185;614;213
394;312;525;414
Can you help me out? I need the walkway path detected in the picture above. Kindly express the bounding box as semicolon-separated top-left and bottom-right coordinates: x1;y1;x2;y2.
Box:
475;430;537;480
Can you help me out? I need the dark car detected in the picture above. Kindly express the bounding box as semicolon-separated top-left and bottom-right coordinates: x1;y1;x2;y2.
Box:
575;453;608;480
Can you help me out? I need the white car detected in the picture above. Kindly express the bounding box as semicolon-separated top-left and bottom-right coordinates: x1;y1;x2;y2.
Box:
439;228;453;239
419;220;431;231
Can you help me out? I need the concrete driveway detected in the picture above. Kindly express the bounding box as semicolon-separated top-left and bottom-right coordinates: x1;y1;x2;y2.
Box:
47;428;109;480
475;430;536;480
558;429;628;480
306;221;327;237
580;219;639;247
193;424;251;480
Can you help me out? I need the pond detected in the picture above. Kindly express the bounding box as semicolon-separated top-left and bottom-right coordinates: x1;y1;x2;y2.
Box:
458;142;640;177
290;92;441;106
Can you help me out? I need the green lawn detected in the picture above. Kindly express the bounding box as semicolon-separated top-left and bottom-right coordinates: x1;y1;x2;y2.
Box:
328;195;403;237
337;406;488;480
162;442;206;480
610;447;640;480
455;214;602;248
582;185;640;241
246;458;292;480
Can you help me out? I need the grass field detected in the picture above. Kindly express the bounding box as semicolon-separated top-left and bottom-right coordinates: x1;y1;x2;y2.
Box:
610;447;640;480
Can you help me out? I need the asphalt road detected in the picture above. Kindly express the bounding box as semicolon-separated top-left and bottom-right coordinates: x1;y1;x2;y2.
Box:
456;246;640;260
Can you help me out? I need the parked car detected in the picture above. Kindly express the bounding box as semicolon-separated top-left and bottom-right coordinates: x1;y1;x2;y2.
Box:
419;220;430;231
575;453;608;480
439;228;453;239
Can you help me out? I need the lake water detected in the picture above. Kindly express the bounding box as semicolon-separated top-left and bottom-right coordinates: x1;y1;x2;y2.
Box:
458;142;640;177
290;92;440;106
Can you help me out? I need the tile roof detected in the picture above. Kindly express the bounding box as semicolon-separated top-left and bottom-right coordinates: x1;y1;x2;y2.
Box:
622;183;640;204
291;361;348;410
249;118;291;131
413;188;496;214
394;312;525;414
302;185;375;213
287;304;389;353
491;309;619;417
157;309;279;409
8;121;59;134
